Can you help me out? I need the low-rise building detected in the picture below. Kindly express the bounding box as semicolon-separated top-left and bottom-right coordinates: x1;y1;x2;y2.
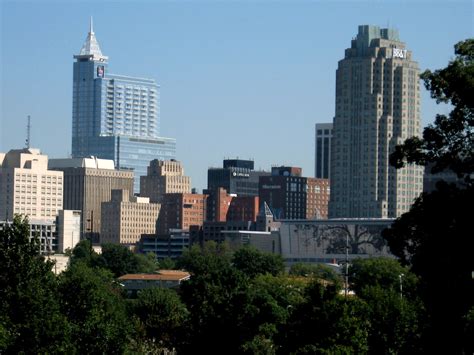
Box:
118;270;191;295
139;229;190;260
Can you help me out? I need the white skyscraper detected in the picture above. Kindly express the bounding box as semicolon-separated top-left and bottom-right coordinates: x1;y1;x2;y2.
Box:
329;25;424;218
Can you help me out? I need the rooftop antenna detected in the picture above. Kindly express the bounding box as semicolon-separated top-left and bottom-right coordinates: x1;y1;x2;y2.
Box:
25;115;31;149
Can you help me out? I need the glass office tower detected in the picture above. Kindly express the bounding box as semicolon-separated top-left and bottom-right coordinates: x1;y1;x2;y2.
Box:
72;19;176;192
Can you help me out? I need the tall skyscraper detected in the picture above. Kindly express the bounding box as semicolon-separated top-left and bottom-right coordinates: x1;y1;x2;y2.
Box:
329;25;423;218
314;123;333;179
72;19;176;192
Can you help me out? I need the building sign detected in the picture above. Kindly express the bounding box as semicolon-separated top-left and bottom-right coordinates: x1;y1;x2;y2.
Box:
393;48;407;59
232;172;250;178
97;65;105;78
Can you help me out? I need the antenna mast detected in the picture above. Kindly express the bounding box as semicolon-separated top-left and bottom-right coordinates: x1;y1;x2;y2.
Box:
25;115;31;149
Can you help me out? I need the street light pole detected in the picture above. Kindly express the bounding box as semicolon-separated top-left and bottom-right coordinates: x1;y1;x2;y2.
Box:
345;233;349;298
399;273;404;300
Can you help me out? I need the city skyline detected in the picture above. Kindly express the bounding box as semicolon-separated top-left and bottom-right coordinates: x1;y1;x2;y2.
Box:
1;1;472;190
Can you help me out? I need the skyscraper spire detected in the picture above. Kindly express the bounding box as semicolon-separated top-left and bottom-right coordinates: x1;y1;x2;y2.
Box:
77;17;107;61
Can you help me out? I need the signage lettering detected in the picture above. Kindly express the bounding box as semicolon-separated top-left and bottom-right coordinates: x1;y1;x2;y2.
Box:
393;48;407;59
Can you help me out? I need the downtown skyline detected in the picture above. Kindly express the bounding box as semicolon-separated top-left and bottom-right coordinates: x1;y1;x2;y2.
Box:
1;1;472;190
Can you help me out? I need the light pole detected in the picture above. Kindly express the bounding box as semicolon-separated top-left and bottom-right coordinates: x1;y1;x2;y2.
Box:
399;273;404;300
345;233;349;298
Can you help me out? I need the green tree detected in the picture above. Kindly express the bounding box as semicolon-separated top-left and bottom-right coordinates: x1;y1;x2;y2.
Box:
239;274;307;353
289;262;342;287
69;239;99;267
158;256;177;270
0;215;71;353
133;287;189;348
232;246;284;278
282;280;369;354
96;242;141;277
390;39;473;183
135;252;159;273
176;241;232;275
385;39;474;353
359;286;425;354
178;242;249;353
348;257;418;298
58;262;135;353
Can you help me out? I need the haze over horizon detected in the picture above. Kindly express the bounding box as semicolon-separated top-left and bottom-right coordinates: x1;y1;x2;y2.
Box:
1;1;472;190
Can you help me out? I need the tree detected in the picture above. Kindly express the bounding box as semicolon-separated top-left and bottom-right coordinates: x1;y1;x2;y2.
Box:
358;285;426;354
176;241;232;275
289;262;342;288
385;39;474;353
232;246;284;278
158;256;177;270
390;39;473;183
134;287;188;348
348;257;418;299
239;274;307;353
0;216;71;353
69;239;99;267
135;252;159;273
58;262;135;353
96;242;141;277
281;280;369;354
348;258;425;354
178;242;249;352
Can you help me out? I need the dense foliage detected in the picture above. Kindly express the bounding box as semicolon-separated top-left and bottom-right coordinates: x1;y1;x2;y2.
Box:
385;39;474;354
0;223;439;353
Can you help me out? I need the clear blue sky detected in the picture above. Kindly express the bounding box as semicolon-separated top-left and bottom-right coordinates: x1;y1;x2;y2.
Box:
1;0;472;190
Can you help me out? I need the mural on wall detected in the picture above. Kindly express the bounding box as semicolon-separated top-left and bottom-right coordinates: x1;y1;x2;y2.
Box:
293;222;390;255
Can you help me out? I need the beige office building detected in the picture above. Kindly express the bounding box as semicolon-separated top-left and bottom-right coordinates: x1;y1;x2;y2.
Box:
101;189;161;246
140;159;191;203
48;157;134;240
0;148;63;221
329;25;423;218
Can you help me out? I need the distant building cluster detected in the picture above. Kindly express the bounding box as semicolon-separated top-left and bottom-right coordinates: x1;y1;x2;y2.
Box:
1;22;457;268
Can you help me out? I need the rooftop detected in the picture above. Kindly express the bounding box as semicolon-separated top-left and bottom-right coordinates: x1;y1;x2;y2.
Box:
118;270;190;282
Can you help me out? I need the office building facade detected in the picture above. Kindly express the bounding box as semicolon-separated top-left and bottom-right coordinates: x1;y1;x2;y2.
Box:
259;167;306;220
49;157;134;241
207;159;269;197
306;178;330;219
315;123;333;179
157;193;207;235
140;159;191;203
101;189;161;247
72;20;176;192
0;149;63;222
329;25;423;218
